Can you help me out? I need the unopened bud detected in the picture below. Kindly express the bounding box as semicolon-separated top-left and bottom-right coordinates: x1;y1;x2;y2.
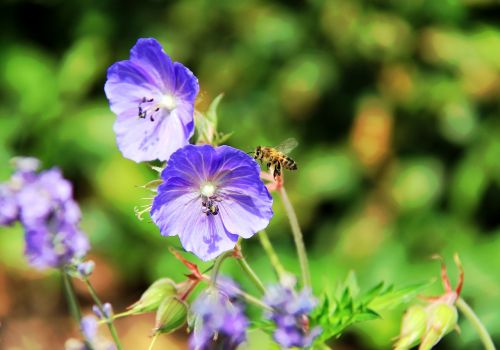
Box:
155;296;188;334
394;305;427;350
128;278;177;314
419;303;457;350
103;303;113;318
92;303;113;320
77;260;95;277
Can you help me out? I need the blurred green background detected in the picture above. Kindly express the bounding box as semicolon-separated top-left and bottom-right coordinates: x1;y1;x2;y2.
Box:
1;0;500;349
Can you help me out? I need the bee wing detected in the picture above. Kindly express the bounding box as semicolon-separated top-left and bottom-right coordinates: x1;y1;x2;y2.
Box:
274;138;298;154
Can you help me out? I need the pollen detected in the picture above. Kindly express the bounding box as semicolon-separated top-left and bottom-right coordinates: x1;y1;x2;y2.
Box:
200;183;216;197
160;94;177;111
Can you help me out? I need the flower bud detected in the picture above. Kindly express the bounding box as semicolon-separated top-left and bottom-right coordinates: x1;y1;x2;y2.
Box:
77;260;95;277
155;296;188;334
419;303;457;350
394;305;427;350
103;303;113;319
128;278;177;314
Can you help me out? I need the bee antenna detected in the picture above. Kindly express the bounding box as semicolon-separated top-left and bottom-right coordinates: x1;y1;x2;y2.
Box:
246;150;254;155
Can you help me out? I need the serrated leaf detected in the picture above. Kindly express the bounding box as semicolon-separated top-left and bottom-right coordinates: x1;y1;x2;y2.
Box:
312;278;428;344
215;131;234;145
344;271;360;298
369;281;431;312
206;93;224;125
360;282;386;305
137;179;163;192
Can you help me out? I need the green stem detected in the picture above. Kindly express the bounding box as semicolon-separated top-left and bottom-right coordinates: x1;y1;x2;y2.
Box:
278;186;311;287
148;333;159;350
211;251;233;286
237;289;272;311
62;270;82;323
456;297;496;350
258;230;287;280
98;310;135;325
82;276;123;350
62;270;95;350
202;276;271;312
237;255;266;294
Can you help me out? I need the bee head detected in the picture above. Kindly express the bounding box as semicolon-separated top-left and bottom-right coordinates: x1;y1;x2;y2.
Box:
254;146;261;159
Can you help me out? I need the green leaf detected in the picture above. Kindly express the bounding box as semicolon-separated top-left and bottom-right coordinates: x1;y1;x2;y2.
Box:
206;93;224;125
311;276;429;345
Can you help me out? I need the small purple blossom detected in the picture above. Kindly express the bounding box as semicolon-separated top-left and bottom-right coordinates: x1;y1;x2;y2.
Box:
104;38;199;162
151;144;273;261
190;283;248;350
264;285;321;349
0;158;89;269
0;185;18;225
93;303;113;320
65;315;116;350
81;315;98;341
77;260;95;277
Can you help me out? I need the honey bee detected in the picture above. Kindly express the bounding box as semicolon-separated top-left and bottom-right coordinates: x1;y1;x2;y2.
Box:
253;138;298;179
202;197;220;216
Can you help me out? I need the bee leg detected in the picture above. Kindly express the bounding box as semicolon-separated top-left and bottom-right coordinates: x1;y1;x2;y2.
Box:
273;163;281;179
267;162;271;169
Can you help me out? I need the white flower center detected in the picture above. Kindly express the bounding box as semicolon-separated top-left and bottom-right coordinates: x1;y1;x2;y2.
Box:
159;94;177;111
200;183;216;197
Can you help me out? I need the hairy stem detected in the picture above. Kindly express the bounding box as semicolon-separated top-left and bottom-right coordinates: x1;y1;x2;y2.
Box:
98;310;135;325
62;270;95;349
211;250;233;286
62;270;82;323
148;333;159;350
203;276;271;311
456;297;496;350
258;230;287;280
278;186;311;287
82;276;123;350
237;288;272;311
237;254;266;294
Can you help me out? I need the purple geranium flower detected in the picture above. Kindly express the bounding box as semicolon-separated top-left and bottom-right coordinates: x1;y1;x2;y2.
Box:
0;185;18;225
190;282;248;350
65;315;115;350
104;38;199;162
0;157;41;225
20;168;89;269
151;144;273;261
0;158;89;269
264;284;321;348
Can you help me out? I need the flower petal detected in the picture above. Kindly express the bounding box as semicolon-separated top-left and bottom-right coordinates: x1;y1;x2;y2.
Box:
152;180;238;261
130;38;176;92
113;108;193;162
215;146;273;238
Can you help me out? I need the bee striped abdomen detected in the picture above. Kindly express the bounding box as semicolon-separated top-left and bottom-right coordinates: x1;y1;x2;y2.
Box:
283;157;297;170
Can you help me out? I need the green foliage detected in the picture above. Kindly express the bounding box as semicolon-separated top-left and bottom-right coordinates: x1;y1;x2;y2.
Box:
311;273;426;344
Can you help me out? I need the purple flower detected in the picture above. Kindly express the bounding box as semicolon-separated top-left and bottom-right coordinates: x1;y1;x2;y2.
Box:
190;284;248;350
93;303;113;320
20;169;89;269
0;185;18;225
0;157;41;225
65;315;116;350
81;315;98;341
104;38;199;162
151;144;273;261
0;158;89;269
264;285;321;348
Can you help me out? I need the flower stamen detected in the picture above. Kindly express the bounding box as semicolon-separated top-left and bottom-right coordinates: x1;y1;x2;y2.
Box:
138;94;177;122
